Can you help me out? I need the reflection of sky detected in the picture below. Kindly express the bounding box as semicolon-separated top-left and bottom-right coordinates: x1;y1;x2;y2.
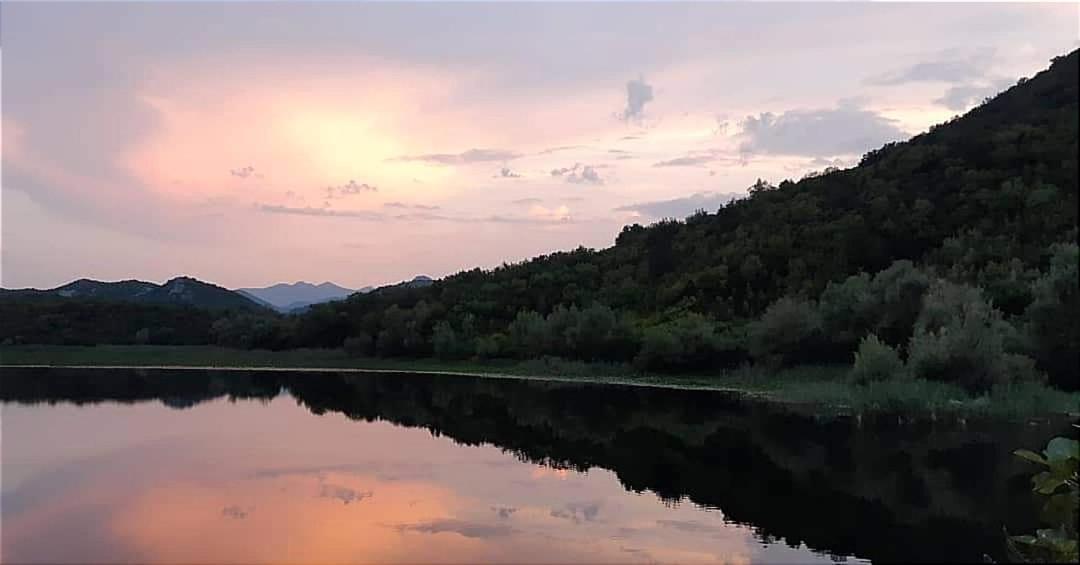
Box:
2;397;862;563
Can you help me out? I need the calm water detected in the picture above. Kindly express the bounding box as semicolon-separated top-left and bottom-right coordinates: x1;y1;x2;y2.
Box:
0;368;1068;563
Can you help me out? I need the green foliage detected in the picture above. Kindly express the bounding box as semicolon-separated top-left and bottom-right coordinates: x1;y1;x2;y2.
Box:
1009;431;1079;563
907;282;1041;393
849;334;906;385
1025;243;1079;390
749;297;823;367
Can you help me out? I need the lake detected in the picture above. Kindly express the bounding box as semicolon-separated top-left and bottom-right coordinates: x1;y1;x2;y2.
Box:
0;367;1068;563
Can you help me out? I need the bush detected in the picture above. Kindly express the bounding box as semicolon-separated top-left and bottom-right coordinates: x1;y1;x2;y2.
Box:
907;281;1040;393
749;297;824;367
850;334;906;385
1025;242;1079;390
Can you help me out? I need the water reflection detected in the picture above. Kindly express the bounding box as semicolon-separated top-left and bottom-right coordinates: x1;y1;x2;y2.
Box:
1;368;1068;563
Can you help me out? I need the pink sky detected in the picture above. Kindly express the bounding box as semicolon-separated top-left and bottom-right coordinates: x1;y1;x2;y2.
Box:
2;2;1076;289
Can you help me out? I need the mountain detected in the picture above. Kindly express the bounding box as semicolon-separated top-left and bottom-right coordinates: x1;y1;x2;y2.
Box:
2;277;263;311
236;282;358;312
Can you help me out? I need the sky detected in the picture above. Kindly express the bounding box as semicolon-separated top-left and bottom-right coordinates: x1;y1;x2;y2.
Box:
2;1;1077;290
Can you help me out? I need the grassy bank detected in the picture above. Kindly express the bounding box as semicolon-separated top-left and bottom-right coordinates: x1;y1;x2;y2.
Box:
2;345;1077;420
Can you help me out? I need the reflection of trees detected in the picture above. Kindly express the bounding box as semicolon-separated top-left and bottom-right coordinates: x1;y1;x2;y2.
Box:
1;367;1070;563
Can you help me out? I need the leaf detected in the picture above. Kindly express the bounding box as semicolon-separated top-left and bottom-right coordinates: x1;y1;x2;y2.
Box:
1015;449;1048;466
1032;471;1065;494
1043;438;1079;463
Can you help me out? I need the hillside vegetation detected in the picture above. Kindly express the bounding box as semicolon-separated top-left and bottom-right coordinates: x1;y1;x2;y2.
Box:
3;50;1077;393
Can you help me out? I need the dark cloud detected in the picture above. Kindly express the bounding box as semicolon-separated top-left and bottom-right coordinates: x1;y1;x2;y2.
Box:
551;163;604;185
318;483;372;505
615;191;743;219
495;166;522;179
550;501;602;524
934;78;1014;111
393;148;521;164
491;505;518;519
867;49;994;85
621;77;654;121
738;101;907;157
393;519;514;539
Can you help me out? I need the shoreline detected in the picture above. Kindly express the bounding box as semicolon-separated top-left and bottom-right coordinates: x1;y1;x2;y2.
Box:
0;363;772;395
3;346;1078;420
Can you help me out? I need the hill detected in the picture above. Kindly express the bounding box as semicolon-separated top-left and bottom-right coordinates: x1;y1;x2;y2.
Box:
289;50;1077;389
236;281;357;312
1;277;263;311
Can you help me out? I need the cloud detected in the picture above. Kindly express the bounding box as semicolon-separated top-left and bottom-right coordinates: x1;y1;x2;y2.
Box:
655;519;726;534
867;49;994;85
221;505;252;519
393;148;521;165
259;204;577;225
550;501;602;524
652;152;718;168
738;101;907;157
495;166;521;179
324;180;377;200
259;204;386;220
621;77;654;121
537;145;584;155
230;166;256;179
528;204;571;222
511;197;543;205
550;163;604;185
317;483;372;505
491;506;518;519
384;201;441;211
614;191;743;219
934;78;1014;111
392;519;514;539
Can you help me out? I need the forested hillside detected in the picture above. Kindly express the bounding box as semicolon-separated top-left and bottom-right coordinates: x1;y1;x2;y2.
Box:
273;50;1077;390
3;51;1076;392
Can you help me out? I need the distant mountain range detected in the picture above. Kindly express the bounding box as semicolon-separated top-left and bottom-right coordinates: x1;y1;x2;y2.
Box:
0;275;439;314
236;282;368;313
0;277;264;311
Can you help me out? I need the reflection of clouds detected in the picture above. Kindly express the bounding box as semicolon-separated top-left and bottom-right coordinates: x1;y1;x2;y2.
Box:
551;501;602;524
392;519;515;539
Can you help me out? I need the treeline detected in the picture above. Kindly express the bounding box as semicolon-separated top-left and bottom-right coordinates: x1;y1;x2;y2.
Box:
2;50;1076;392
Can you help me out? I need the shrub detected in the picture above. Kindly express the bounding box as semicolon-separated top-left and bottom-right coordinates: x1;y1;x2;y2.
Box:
749;297;824;367
850;334;906;385
907;281;1040;393
1025;242;1079;390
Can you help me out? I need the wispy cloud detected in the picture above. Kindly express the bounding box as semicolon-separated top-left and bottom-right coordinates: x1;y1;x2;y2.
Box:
866;48;994;85
392;148;521;165
391;519;514;539
383;201;441;211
